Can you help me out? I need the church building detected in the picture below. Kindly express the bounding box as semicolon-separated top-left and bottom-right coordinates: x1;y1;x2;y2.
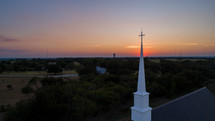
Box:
131;31;215;121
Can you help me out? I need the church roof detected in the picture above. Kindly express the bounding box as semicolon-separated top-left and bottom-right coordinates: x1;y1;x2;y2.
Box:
152;87;215;121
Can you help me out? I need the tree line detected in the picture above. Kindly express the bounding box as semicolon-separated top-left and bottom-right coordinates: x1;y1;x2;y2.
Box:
2;58;215;121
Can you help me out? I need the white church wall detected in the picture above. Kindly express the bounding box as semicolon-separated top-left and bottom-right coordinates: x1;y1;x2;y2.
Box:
134;92;149;109
131;107;152;121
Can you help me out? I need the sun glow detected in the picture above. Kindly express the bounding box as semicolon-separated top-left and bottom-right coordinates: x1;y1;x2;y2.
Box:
0;1;215;58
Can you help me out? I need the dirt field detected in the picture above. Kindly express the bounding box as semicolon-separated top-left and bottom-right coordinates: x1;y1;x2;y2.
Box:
0;77;33;106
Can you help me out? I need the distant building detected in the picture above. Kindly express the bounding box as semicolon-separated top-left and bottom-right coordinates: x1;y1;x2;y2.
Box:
96;66;106;74
113;53;116;58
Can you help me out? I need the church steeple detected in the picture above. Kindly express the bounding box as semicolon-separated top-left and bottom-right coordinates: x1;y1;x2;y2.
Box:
131;31;152;121
137;30;146;93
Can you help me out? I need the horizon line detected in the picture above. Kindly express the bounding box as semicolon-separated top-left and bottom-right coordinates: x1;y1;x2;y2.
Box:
1;55;215;59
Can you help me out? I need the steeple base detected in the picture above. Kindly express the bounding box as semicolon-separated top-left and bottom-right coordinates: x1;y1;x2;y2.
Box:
131;91;152;121
131;106;152;121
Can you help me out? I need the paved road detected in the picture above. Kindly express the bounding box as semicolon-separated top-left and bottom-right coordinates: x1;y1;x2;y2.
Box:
0;74;79;78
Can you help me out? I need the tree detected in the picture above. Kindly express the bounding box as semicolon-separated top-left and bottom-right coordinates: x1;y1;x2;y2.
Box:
1;105;5;112
65;62;75;70
7;85;12;90
40;78;64;86
0;68;3;73
47;65;63;74
28;77;39;89
78;65;97;75
21;86;34;95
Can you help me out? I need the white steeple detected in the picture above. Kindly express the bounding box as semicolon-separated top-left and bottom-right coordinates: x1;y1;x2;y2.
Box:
131;31;152;121
137;31;146;93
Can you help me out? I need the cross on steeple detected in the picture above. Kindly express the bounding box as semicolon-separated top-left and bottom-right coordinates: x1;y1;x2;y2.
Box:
139;31;145;58
139;31;145;44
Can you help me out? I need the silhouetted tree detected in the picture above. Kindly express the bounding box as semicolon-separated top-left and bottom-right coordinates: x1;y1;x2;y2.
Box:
21;86;34;95
28;77;39;89
47;65;63;74
6;85;12;90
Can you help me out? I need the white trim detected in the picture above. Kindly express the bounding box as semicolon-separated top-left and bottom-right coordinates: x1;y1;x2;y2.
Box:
131;106;152;113
134;91;150;96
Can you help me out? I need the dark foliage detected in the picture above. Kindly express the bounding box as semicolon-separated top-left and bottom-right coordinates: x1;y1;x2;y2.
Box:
21;86;34;95
40;78;64;87
3;58;215;121
47;64;63;74
6;85;12;90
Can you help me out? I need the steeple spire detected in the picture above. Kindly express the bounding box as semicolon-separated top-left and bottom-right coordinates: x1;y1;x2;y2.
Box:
137;30;146;93
131;30;152;121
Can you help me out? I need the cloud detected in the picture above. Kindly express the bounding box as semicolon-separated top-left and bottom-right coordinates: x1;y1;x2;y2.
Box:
3;38;19;42
185;43;199;46
0;49;27;53
125;46;139;48
0;35;20;42
205;43;215;47
176;43;199;46
0;36;4;40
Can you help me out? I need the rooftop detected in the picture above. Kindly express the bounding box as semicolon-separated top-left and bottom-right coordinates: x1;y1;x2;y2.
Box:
152;87;215;121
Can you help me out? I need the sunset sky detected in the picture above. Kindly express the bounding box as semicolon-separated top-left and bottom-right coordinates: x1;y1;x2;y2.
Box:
0;0;215;58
